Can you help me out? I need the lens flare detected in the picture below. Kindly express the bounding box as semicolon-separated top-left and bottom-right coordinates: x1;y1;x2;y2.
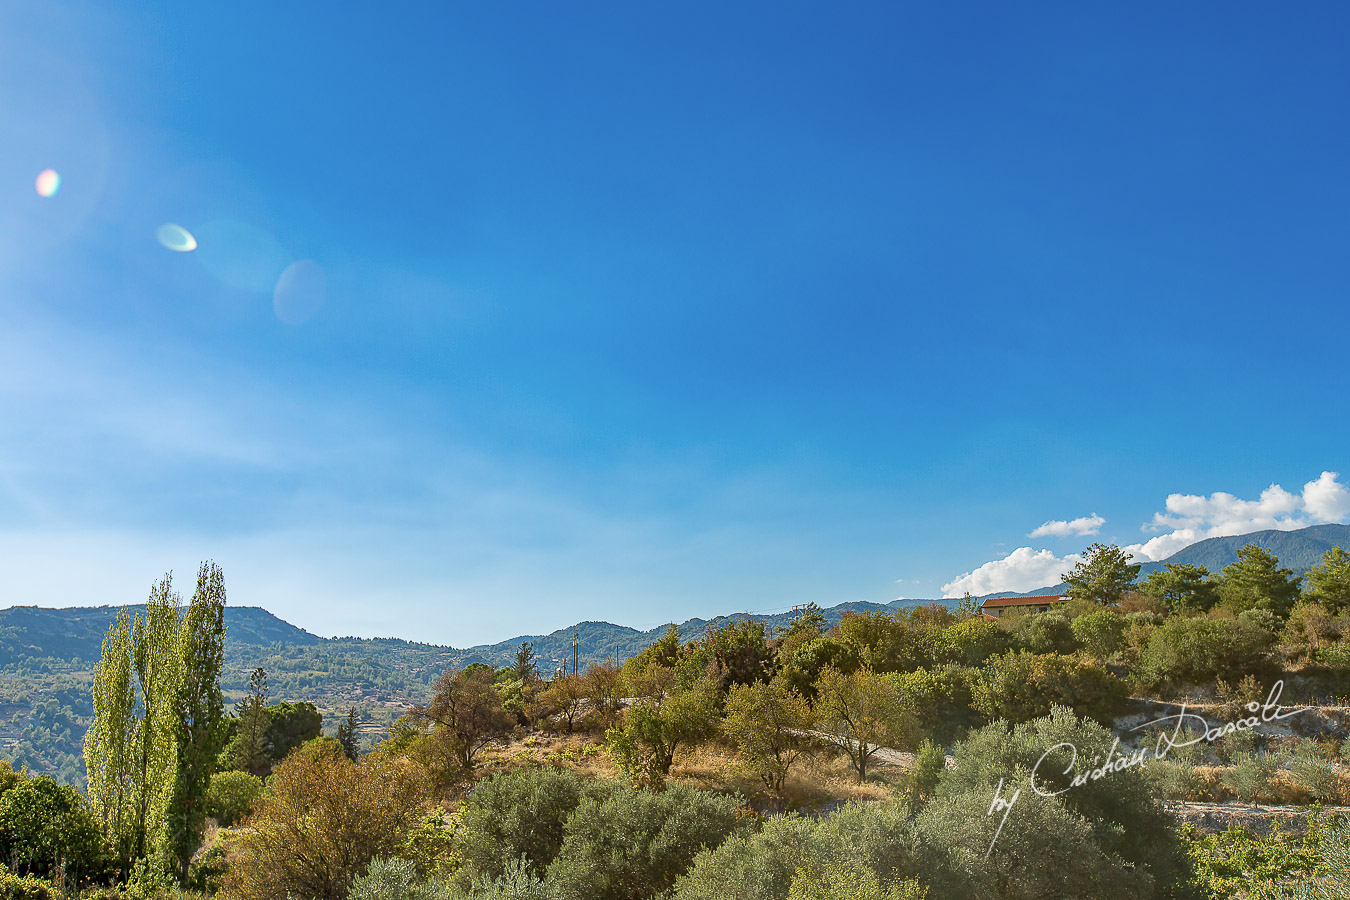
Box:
273;259;327;324
34;169;61;197
156;223;198;252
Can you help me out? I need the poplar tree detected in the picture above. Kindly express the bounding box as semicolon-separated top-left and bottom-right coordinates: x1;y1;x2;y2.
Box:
85;608;136;869
130;576;182;863
163;561;228;884
84;575;182;874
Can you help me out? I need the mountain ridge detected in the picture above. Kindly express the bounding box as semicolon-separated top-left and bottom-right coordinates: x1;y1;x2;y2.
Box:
981;522;1350;599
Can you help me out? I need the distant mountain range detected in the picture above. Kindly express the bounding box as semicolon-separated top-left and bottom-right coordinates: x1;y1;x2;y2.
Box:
3;522;1344;783
984;523;1350;599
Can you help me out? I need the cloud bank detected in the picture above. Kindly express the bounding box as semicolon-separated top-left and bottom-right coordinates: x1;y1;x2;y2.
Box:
942;471;1350;598
1028;513;1105;538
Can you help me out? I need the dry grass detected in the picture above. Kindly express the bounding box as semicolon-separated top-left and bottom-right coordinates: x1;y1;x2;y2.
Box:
467;730;906;813
670;740;901;812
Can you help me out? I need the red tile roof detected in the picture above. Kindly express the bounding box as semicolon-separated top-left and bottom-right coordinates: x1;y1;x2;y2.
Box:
979;594;1067;609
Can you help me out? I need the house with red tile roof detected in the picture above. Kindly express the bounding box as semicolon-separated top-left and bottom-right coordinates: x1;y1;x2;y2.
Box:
978;594;1067;619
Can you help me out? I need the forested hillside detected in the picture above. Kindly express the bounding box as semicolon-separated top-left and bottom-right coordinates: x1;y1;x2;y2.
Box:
0;597;953;784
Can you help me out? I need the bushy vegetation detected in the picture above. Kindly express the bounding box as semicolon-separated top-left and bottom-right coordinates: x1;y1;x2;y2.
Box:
4;540;1350;898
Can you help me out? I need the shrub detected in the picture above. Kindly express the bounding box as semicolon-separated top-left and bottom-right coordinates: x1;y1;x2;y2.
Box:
206;770;264;826
605;680;718;788
777;638;860;699
914;786;1154;898
1013;613;1077;655
971;651;1128;724
906;740;945;808
939;706;1193;893
544;782;744;900
930;618;1012;668
786;861;925;900
1287;747;1345;804
0;775;104;882
350;857;455;900
223;744;426;900
1219;752;1280;803
1135;616;1275;690
458;768;584;882
1147;759;1207;801
1071;609;1128;660
671;803;923;900
0;865;60;900
893;666;979;742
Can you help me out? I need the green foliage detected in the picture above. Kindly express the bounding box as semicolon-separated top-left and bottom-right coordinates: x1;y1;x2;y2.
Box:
786;860;926;900
777;637;859;699
336;707;361;761
1141;564;1219;615
543;782;744;900
1071;608;1128;660
690;619;775;694
1219;752;1280;803
458;768;584;881
891;666;978;742
1062;542;1141;605
779;604;827;656
1303;546;1350;615
230;668;269;776
84;577;181;871
224;747;426;900
163;561;228;884
0;774;105;881
906;740;944;808
814;667;917;783
0;864;61;900
263;701;322;763
1218;544;1301;617
605;679;717;788
671;802;924;900
972;651;1127;724
350;857;455;900
1286;745;1345;804
205;770;263;827
415;666;514;770
1266;816;1350;900
399;806;462;881
1183;820;1336;899
1012;612;1077;655
1135;615;1276;690
929;618;1012;668
834;612;923;674
939;706;1193;894
723;677;813;793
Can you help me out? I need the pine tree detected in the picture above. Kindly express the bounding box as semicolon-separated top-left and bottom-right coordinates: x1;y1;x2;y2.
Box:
335;707;360;761
1061;543;1140;605
163;561;227;884
233;668;270;775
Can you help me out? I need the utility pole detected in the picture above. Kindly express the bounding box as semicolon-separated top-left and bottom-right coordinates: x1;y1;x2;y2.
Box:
572;628;580;677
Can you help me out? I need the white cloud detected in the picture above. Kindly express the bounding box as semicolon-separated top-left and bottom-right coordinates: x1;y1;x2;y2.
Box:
1304;471;1350;523
1124;471;1350;563
1029;513;1105;538
943;471;1350;597
941;547;1081;598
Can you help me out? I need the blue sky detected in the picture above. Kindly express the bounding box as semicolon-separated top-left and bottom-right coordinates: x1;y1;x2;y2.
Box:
2;2;1348;645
